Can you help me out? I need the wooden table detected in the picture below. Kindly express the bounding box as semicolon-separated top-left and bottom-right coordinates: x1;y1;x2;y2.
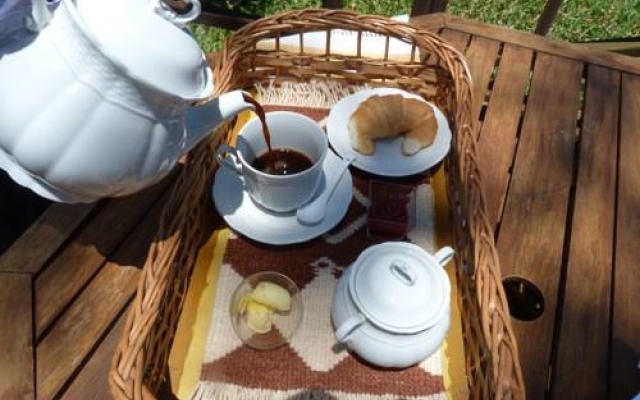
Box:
1;13;638;400
411;14;640;400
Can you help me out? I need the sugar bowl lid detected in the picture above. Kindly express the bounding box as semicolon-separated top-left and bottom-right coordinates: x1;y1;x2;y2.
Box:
348;242;452;333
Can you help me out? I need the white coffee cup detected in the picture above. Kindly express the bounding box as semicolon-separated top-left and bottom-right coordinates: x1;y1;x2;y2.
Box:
215;111;328;213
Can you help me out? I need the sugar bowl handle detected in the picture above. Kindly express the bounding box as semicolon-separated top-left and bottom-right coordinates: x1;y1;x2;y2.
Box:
334;314;365;343
435;246;455;268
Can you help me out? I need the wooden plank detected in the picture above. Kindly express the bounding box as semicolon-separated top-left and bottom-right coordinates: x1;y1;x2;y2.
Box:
476;44;534;228
411;14;640;75
578;40;640;57
425;28;469;70
35;192;168;400
496;53;583;400
426;30;502;127
0;273;34;400
410;13;446;32
438;28;470;53
610;72;640;400
463;35;502;121
36;263;139;400
58;303;130;400
0;203;96;274
552;65;620;400
34;176;172;337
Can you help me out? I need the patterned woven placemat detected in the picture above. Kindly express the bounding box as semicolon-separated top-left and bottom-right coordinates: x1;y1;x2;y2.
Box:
170;81;468;400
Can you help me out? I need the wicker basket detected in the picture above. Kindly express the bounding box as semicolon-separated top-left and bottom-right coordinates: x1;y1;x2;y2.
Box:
109;9;524;400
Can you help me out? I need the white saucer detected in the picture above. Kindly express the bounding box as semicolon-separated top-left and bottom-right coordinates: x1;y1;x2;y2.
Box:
327;87;452;177
212;151;353;245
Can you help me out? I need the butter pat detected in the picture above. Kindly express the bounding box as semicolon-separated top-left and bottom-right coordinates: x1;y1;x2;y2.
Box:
245;301;274;333
233;280;293;334
251;281;292;312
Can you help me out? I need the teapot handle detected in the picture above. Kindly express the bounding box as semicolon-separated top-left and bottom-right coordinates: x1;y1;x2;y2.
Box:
155;0;201;27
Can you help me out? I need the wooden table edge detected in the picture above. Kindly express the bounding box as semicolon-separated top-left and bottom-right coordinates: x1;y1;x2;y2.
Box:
411;13;640;75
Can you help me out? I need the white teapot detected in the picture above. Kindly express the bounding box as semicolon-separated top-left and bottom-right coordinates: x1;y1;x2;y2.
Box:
331;242;454;369
0;0;255;202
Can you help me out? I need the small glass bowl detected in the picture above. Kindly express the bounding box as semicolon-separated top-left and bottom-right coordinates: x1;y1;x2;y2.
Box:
229;271;303;350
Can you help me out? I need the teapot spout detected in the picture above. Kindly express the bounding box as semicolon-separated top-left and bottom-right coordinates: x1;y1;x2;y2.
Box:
184;90;255;153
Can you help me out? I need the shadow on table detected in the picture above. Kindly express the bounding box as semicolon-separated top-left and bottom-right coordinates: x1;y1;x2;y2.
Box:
287;390;339;400
608;337;640;399
0;166;226;273
0;169;51;254
86;168;223;270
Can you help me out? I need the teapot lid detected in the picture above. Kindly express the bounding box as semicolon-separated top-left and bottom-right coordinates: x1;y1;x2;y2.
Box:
348;242;450;333
72;0;211;99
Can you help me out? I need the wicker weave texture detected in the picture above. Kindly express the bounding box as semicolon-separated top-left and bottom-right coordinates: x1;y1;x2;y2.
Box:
109;9;524;400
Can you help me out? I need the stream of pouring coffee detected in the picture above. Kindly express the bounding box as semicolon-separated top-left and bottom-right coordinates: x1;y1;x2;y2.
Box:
241;93;312;176
243;93;272;154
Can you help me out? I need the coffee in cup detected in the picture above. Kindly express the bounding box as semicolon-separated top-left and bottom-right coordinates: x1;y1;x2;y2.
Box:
251;148;314;176
216;111;328;213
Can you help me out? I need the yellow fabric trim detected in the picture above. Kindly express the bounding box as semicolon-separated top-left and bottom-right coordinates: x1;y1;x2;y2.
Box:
432;168;469;400
171;107;253;399
170;229;230;399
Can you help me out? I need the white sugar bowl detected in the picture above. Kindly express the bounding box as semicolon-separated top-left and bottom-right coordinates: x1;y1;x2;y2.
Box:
331;242;454;368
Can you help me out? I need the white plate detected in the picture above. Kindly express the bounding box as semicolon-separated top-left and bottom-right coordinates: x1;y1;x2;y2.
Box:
212;151;353;245
327;87;452;177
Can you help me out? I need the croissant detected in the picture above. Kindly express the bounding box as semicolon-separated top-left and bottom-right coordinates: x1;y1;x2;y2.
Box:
347;94;438;156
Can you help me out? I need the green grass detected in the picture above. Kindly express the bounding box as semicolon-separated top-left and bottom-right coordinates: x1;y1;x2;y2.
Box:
192;0;640;52
448;0;639;42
